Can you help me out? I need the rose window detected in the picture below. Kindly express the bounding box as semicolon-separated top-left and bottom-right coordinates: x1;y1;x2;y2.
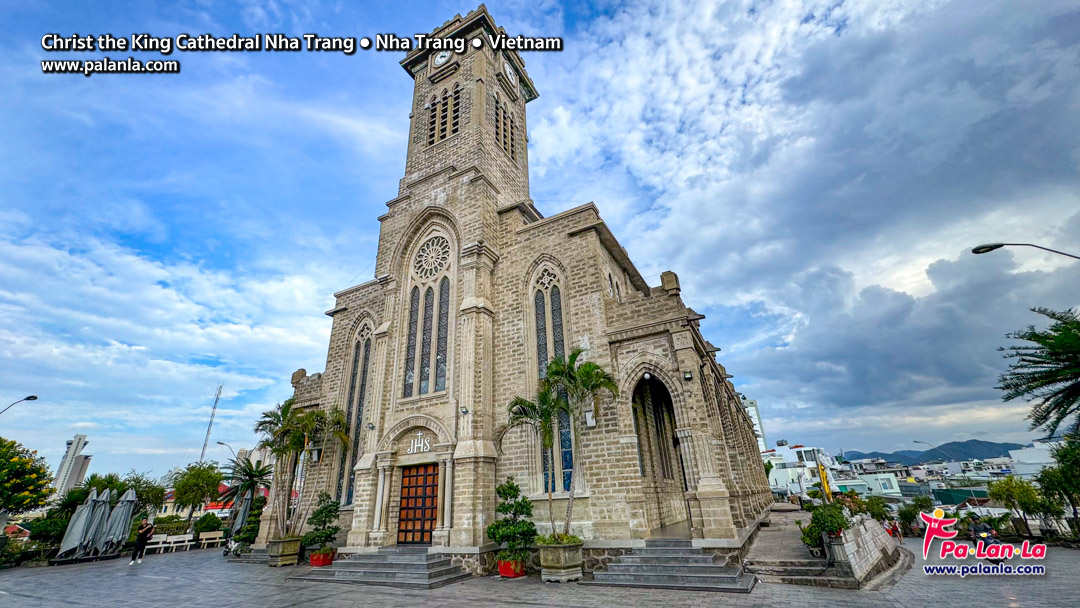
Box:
413;236;450;279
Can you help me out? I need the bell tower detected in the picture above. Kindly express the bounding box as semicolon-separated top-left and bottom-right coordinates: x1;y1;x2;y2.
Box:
397;5;539;208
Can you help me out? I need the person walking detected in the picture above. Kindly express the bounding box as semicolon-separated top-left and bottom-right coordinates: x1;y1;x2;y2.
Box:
130;518;155;565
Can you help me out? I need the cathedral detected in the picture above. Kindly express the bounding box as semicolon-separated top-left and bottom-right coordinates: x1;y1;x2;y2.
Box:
256;5;771;574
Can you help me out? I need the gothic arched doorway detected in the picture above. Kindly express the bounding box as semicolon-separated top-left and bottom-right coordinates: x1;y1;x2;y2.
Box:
631;374;690;536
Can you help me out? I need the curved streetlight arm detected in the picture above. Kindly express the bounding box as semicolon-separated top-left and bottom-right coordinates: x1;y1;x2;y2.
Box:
0;396;38;417
972;243;1080;260
217;441;238;459
914;440;955;462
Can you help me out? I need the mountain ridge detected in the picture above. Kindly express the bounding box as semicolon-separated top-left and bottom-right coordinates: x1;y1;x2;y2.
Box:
841;439;1025;465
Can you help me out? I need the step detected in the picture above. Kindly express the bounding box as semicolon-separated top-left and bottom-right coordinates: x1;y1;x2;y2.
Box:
330;564;464;581
593;571;746;586
643;539;694;548
617;554;717;565
744;564;831;576
290;570;471;590
581;575;756;594
605;563;741;576
343;552;446;564
754;574;859;589
332;558;452;571
632;547;710;556
744;558;825;569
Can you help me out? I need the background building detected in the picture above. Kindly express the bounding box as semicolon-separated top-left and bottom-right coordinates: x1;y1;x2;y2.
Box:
740;396;767;452
51;434;91;498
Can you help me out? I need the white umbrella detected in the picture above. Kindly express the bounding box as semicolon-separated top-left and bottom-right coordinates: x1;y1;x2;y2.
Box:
97;489;136;555
57;489;95;560
230;492;252;536
81;489;111;557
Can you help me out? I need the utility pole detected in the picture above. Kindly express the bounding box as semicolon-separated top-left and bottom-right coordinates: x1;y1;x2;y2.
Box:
199;385;223;462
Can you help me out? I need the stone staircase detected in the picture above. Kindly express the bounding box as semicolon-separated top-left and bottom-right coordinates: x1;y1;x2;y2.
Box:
743;557;859;589
288;546;471;590
583;540;756;593
227;547;268;564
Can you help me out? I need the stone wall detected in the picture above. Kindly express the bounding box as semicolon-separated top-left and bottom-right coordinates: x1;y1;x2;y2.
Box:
829;514;901;585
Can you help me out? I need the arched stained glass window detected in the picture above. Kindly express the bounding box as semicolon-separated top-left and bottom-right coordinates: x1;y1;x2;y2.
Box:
345;337;371;504
535;289;548;378
403;235;453;399
419;287;434;394
336;340;363;501
403;287;419;397
534;271;573;493
435;278;449;391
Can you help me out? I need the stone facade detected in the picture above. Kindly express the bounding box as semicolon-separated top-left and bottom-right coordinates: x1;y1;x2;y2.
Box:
256;5;772;563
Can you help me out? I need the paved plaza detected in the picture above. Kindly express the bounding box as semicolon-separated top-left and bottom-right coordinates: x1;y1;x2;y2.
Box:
1;538;1076;608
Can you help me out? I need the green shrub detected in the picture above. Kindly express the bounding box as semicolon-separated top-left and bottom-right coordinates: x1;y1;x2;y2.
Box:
536;533;582;545
865;496;889;521
27;515;69;544
193;513;223;534
485;477;538;564
301;493;340;553
234;496;266;545
799;504;850;548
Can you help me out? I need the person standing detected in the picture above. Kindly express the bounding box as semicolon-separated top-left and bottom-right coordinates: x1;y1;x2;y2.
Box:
130;518;155;565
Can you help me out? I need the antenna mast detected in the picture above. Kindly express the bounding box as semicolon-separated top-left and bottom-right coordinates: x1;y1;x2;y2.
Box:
200;384;223;462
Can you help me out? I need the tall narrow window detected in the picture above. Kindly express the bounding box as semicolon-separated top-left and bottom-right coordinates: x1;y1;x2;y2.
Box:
451;86;461;135
502;103;510;151
439;90;449;141
404;235;453;398
534;269;573;492
403;287;419;397
419;287;434;394
495;102;502;147
427;96;437;146
509;113;517;161
336;339;363;501
435;278;449;391
615;282;621;302
345;337;371;504
534;290;547;378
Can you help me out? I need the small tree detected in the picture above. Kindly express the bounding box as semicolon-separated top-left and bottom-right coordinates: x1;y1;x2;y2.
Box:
0;437;53;521
301;493;340;556
1050;435;1080;518
764;460;773;478
545;348;618;537
799;504;849;548
911;496;934;512
865;496;890;521
988;475;1038;520
123;470;167;516
194;513;223;534
494;384;569;539
486;477;538;565
172;461;224;527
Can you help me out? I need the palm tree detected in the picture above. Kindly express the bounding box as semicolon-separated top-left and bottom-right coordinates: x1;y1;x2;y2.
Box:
998;307;1080;436
494;384;569;537
220;457;273;506
254;399;348;537
542;348;618;537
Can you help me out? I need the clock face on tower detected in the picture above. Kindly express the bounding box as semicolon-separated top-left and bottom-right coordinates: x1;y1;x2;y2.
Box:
503;61;517;85
434;50;452;67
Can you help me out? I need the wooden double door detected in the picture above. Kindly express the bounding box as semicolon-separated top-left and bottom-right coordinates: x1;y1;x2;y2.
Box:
397;463;439;545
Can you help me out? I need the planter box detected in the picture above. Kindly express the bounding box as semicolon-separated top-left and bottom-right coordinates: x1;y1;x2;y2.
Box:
309;552;334;567
498;560;526;578
538;542;583;583
267;537;301;567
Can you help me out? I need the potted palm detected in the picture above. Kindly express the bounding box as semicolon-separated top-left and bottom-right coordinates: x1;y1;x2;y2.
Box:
255;399;348;567
486;477;537;578
497;349;617;582
303;493;340;567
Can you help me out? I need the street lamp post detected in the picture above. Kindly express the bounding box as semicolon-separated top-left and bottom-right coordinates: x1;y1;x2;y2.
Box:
971;243;1080;260
216;441;238;460
0;395;38;417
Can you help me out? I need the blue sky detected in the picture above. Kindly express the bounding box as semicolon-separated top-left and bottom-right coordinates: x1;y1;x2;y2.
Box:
2;0;1079;478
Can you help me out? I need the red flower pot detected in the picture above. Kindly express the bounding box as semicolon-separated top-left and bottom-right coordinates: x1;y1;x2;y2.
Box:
309;552;334;567
498;560;526;578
